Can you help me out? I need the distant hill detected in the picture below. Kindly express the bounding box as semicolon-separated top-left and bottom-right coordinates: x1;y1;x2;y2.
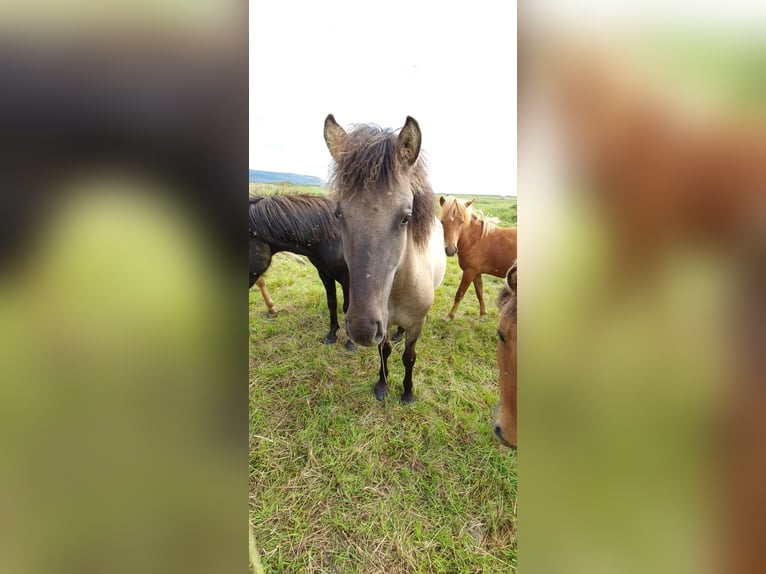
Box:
249;170;323;186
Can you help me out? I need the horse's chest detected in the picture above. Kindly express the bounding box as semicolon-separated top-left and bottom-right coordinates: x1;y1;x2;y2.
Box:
388;269;433;327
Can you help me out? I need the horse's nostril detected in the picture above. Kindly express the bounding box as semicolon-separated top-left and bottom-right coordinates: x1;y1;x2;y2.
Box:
493;425;502;438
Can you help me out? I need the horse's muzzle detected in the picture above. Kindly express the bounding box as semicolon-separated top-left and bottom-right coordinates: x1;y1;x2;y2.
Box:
345;316;386;347
492;402;515;448
445;245;458;257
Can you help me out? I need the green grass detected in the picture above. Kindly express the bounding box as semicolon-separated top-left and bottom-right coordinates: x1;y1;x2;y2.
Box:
249;182;325;196
249;192;517;573
456;195;518;228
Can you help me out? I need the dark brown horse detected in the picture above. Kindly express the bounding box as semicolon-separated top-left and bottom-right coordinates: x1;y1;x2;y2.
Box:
249;194;354;350
438;195;518;319
492;262;517;448
323;115;446;402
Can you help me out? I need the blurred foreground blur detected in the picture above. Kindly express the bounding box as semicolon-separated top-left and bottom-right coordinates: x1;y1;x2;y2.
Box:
520;2;766;573
0;4;246;573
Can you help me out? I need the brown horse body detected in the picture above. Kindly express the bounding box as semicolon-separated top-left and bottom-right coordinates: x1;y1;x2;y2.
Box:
492;262;517;448
438;196;517;319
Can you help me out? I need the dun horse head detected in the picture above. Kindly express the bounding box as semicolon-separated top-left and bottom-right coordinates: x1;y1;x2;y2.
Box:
324;114;430;347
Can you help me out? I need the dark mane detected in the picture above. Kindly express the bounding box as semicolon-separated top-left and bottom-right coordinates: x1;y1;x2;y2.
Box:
328;124;436;249
248;193;340;243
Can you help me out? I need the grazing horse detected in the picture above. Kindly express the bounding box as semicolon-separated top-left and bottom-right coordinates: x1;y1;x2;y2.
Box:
438;195;518;320
248;194;354;350
492;262;517;448
323;114;446;403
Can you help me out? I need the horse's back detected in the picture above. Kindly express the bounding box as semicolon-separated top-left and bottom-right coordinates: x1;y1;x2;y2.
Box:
479;226;517;277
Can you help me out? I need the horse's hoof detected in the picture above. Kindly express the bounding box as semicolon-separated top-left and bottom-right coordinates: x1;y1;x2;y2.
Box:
400;392;415;404
322;335;338;345
477;315;487;323
374;385;387;401
267;311;278;318
444;315;454;321
344;340;356;352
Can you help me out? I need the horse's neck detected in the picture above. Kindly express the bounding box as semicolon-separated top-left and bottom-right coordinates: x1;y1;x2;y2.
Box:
458;214;485;249
394;218;445;294
396;222;437;280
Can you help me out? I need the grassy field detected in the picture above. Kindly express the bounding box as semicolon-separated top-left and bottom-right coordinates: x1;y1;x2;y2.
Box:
249;183;517;573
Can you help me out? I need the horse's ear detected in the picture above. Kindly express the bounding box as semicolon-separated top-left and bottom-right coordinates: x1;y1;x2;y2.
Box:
397;116;421;166
506;261;517;294
439;196;445;206
324;114;348;162
465;199;475;208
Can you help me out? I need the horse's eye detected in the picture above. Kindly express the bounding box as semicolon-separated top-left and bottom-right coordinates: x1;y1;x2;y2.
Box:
335;210;343;219
497;330;506;344
400;213;412;226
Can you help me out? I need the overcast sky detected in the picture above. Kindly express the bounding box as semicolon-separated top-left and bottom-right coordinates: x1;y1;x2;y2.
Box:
249;1;766;197
249;1;517;196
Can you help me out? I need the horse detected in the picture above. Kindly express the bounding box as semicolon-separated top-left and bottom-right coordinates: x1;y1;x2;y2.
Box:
248;194;355;351
492;262;517;448
323;114;446;403
438;195;518;320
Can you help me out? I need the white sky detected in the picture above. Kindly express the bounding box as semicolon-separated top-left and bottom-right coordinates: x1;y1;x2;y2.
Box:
249;0;517;196
527;0;766;33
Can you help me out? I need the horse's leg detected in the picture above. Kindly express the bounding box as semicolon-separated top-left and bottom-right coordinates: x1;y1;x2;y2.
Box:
473;274;487;318
374;337;392;401
340;277;355;351
446;270;476;320
341;277;350;314
391;325;405;343
400;320;425;404
255;276;277;317
318;270;340;345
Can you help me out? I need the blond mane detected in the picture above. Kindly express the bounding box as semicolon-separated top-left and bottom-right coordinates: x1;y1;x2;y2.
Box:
438;196;498;239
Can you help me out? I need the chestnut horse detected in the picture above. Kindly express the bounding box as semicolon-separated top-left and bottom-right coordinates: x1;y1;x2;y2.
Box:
324;114;446;403
492;262;517;448
438;195;518;319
